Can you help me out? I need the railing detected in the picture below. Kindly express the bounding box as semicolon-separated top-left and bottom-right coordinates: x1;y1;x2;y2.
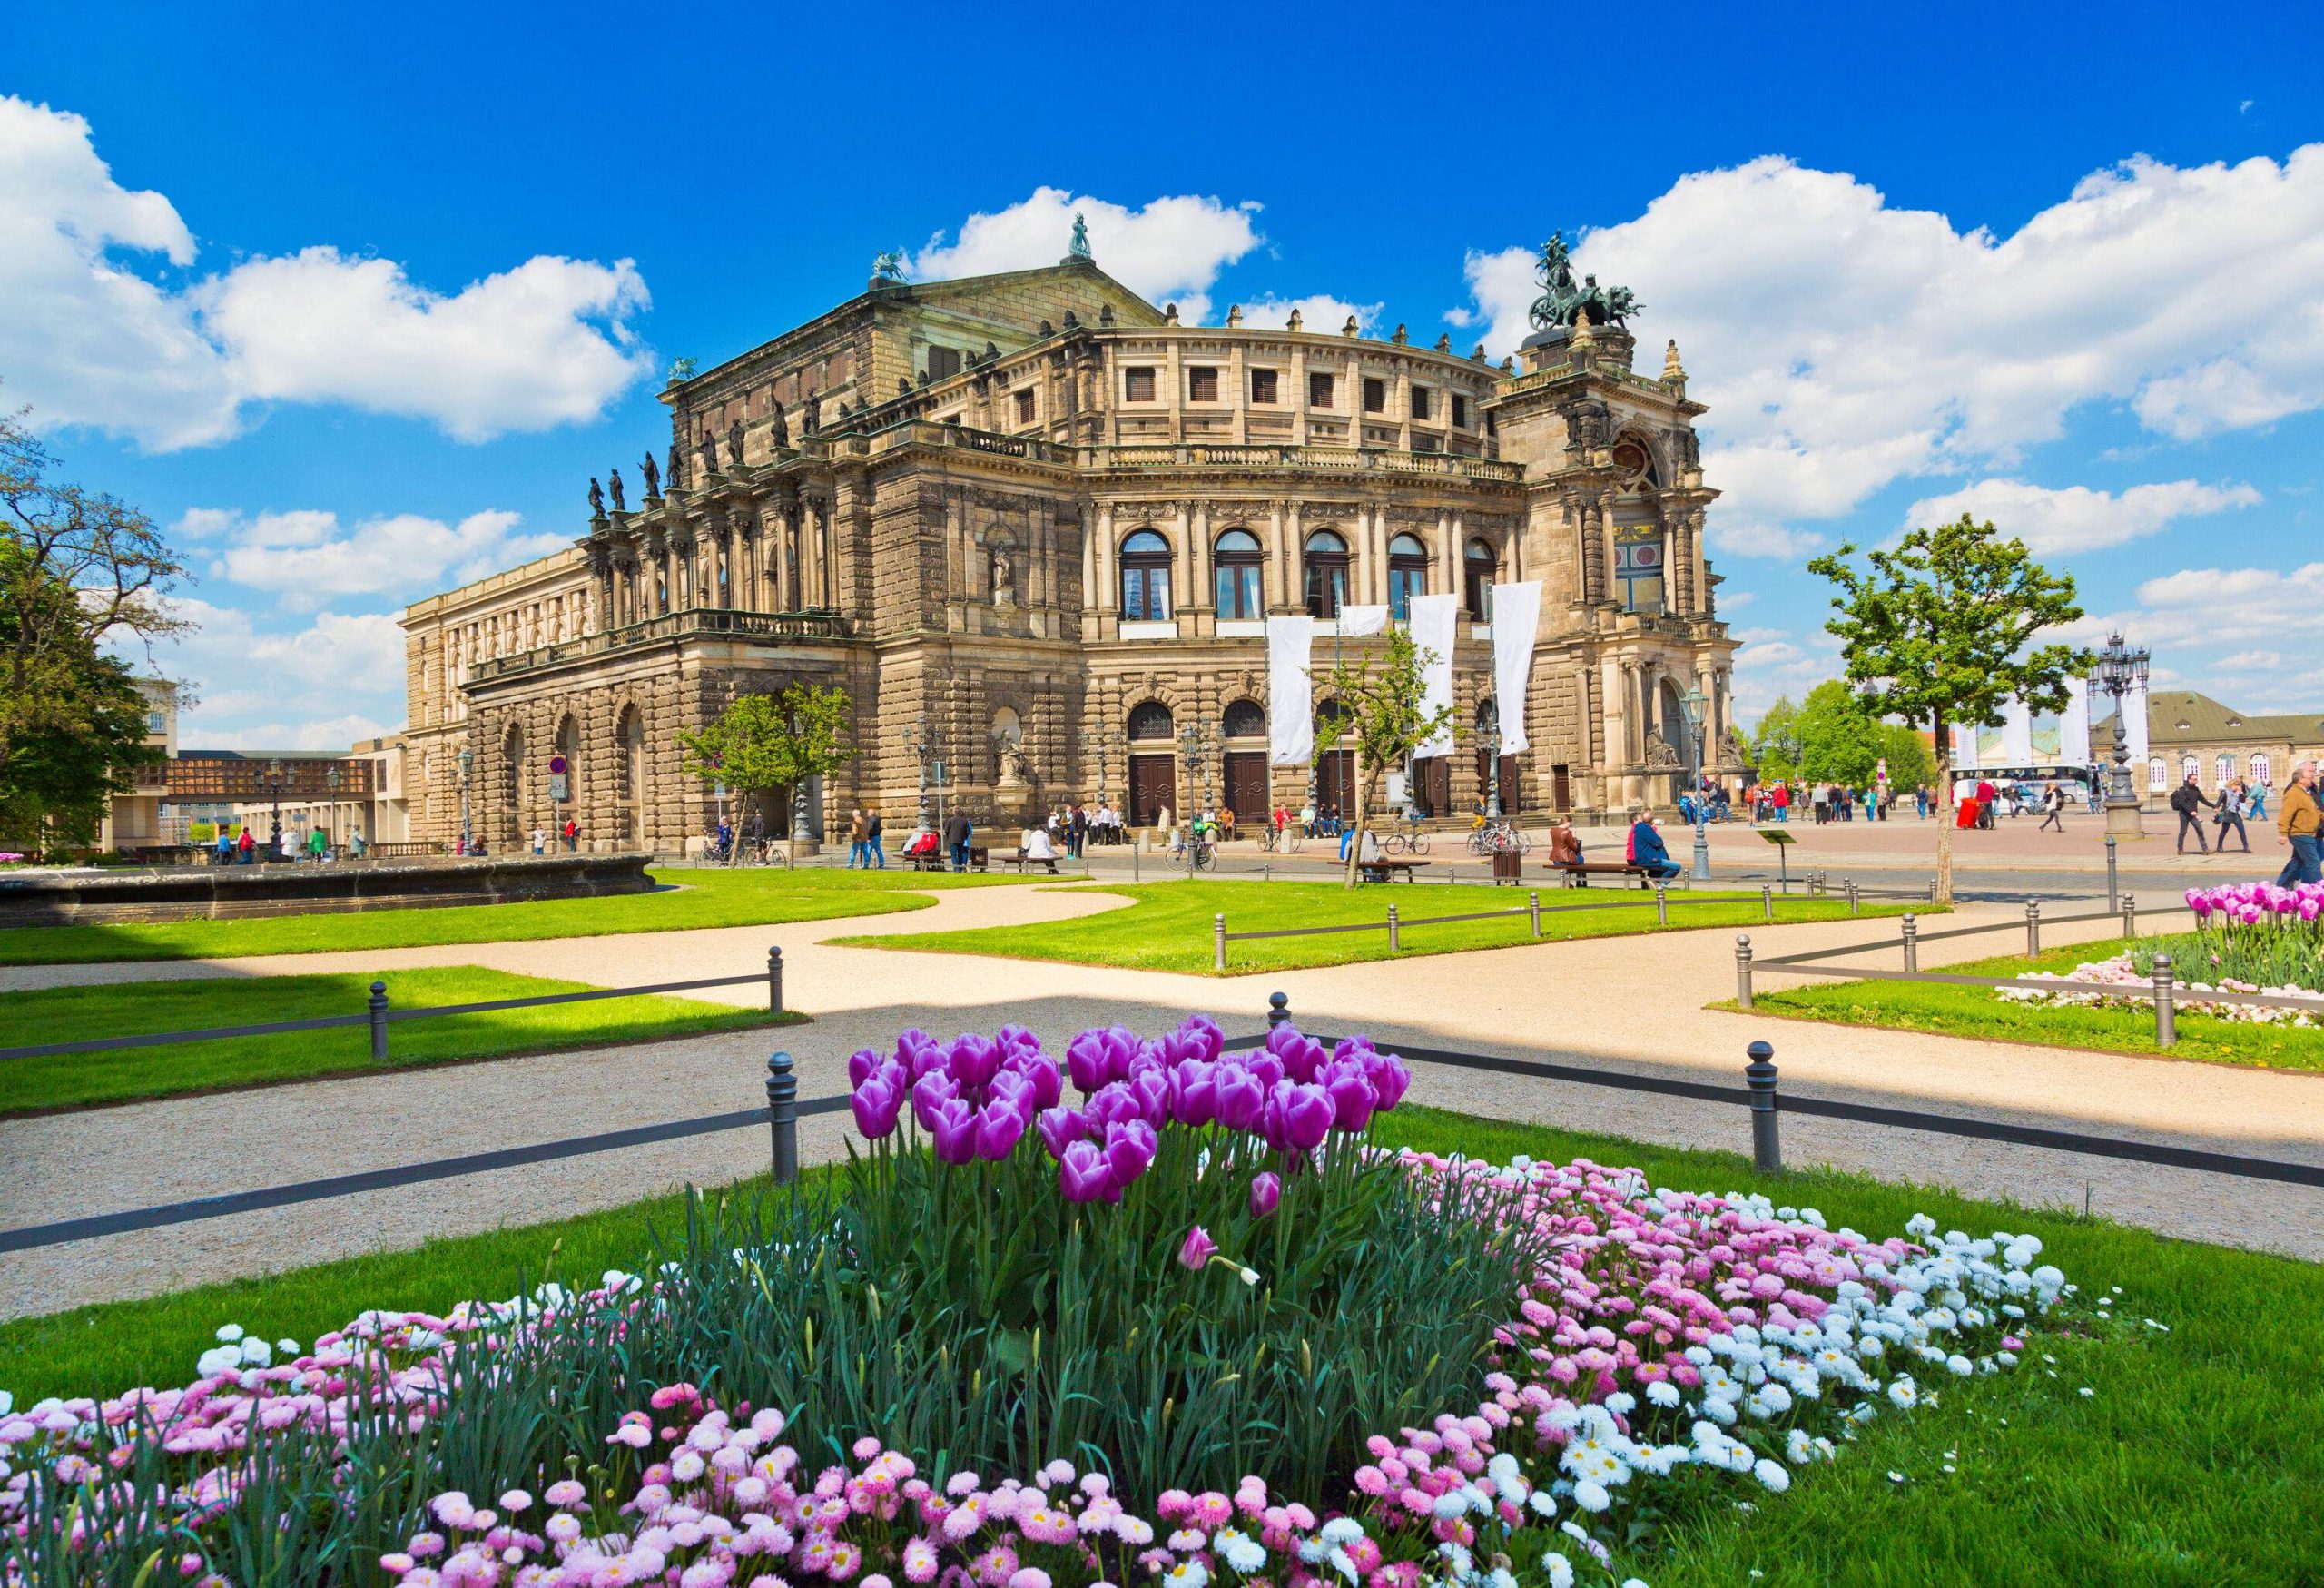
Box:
8;983;2317;1258
1732;898;2324;1048
0;948;789;1068
1076;443;1522;482
470;608;851;681
1499;363;1572;396
373;841;452;859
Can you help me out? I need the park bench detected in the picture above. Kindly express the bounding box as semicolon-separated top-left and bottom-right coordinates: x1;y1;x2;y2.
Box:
1010;848;1061;874
1550;860;1666;890
1357;859;1430;884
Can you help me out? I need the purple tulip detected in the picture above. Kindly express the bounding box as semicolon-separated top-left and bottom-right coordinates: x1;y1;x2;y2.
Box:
1265;1022;1326;1084
928;1097;978;1165
1212;1062;1265;1133
1366;1052;1413;1113
851;1075;903;1139
1249;1171;1280;1218
1022;1056;1063;1112
1036;1105;1087;1161
997;1023;1043;1063
1278;1082;1335;1154
1171;1059;1217;1128
1178;1013;1225;1064
1085;1080;1143;1132
911;1070;960;1132
847;1048;884;1088
947;1033;1001;1093
897;1029;944;1080
1059;1139;1115;1203
1130;1067;1173;1129
988;1068;1033;1111
1177;1225;1218;1271
974;1096;1029;1160
1066;1026;1136;1094
1323;1059;1377;1132
1246;1051;1285;1090
1103;1119;1158;1188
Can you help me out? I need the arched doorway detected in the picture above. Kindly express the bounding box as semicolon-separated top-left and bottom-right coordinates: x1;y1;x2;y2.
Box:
552;715;580;848
1220;697;1268;818
499;724;524;845
615;704;645;843
1314;698;1354;816
1126;701;1175;825
1659;679;1698;782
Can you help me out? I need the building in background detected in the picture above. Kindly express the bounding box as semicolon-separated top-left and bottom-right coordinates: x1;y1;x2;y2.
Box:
97;678;178;850
401;232;1740;852
2102;691;2324;803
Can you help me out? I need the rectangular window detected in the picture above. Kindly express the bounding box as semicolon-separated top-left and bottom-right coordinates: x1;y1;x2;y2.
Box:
1410;386;1431;420
1122;566;1172;621
1308;371;1334;408
1215;563;1263;618
1125;367;1157;401
1187;366;1219;402
1014;388;1035;423
1612;523;1666;616
926;346;961;380
1363;377;1385;413
1451;394;1468;429
147;711;165;735
1249;369;1279;404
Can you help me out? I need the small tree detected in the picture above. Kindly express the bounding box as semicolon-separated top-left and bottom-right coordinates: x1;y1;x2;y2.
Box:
677;682;855;864
1320;628;1456;889
1748;695;1804;784
1807;514;2090;902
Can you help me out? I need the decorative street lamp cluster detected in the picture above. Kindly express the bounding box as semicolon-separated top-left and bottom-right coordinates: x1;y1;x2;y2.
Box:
2090;630;2152;837
457;745;475;854
1679;685;1710;880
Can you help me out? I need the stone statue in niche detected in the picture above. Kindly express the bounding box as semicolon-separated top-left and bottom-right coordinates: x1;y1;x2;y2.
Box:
728;419;746;470
699;429;719;474
990;546;1017;607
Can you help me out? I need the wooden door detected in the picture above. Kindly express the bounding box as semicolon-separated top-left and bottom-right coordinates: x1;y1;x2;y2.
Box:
1223;751;1269;822
1551;764;1571;811
1416;758;1451;816
1498;755;1521;812
1315;749;1355;814
1128;754;1175;825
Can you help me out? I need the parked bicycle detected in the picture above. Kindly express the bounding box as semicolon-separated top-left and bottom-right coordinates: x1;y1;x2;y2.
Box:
1259;824;1303;853
1381;816;1431;856
1466;821;1531;856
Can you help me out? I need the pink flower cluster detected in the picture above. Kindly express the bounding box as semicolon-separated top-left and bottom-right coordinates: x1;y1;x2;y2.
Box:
848;1018;1413;1207
2188;881;2324;926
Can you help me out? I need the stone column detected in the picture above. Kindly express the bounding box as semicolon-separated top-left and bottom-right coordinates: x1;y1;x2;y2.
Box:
1689;509;1709;618
1189;500;1210;618
1600;655;1627;809
1578;497;1605;604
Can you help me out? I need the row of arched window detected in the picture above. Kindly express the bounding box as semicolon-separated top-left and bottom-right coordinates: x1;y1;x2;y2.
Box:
1119;529;1500;624
2147;753;2274;791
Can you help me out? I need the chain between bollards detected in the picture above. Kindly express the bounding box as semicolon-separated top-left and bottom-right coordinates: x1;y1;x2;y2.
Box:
1267;991;1291;1029
766;946;784;1014
765;1050;798;1185
1528;889;1541;938
1901;912;1919;972
368;981;389;1063
1745;1041;1782;1173
1734;933;1755;1009
1386;902;1401;952
1214;912;1227;972
2152;952;2178;1047
1654;882;1669;925
2025;898;2042;957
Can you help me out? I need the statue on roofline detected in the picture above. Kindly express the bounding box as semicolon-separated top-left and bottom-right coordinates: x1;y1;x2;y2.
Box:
608;469;626;513
1528;231;1642;330
666;440;685;493
728;418;746;470
769;399;789;449
1069;212;1092;259
873;249;907;282
587;477;606;518
641;449;660;498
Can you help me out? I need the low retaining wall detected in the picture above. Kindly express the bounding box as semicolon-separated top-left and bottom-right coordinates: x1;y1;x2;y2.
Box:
0;853;656;927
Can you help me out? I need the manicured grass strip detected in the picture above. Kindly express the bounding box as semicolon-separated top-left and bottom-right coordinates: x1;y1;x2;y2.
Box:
0;966;798;1114
832;879;1917;973
1748;933;2324;1072
0;866;1034;966
2;1107;2312;1585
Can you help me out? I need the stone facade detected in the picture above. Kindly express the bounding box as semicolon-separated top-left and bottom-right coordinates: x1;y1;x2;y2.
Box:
400;252;1742;852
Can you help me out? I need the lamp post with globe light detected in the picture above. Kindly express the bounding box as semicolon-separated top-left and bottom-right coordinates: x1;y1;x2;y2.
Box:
1680;686;1711;880
262;758;286;858
2092;631;2150;839
457;745;474;855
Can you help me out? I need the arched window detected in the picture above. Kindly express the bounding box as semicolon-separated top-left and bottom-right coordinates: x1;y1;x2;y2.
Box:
1464;538;1496;620
1213;528;1264;619
616;706;644;801
2251;753;2272;787
1387;533;1429;620
1128;701;1175;742
1120;529;1172;621
1222;698;1266;738
500;725;524;811
1303;529;1350;619
2181;755;2200;784
2146;757;2166;793
2214;753;2235;787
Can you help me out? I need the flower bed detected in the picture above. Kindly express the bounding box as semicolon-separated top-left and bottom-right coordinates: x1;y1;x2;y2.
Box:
2;1018;2078;1588
1994;882;2324;1028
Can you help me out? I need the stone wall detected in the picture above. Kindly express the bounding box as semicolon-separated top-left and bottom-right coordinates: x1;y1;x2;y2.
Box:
0;853;653;927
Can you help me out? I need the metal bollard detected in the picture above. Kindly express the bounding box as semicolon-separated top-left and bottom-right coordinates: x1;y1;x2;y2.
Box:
2025;899;2042;957
766;945;784;1014
368;981;389;1063
2152;952;2177;1047
1529;889;1541;938
1735;934;1755;1009
1214;912;1227;972
1928;875;1938;903
1386;903;1401;952
1655;883;1669;925
1902;912;1919;972
1745;1041;1783;1173
765;1050;799;1184
1133;843;1140;882
1267;991;1292;1029
2122;895;2138;942
2105;834;2120;913
1761;883;1775;921
1846;877;1860;916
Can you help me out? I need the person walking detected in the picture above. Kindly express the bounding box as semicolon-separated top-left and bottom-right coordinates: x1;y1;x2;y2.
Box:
2037;779;2065;833
842;808;865;867
562;817;580;852
236;827;256;865
2276;761;2321;885
2213;779;2251;853
2247;780;2269;822
2169;772;2213;854
213;826;234;866
943;808;973;873
530;825;547;855
867;807;886;867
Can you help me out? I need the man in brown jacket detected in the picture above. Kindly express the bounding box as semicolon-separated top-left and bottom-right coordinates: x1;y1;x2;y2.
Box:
2277;761;2321;886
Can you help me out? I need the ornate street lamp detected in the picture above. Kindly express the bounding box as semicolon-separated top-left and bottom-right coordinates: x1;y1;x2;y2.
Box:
2090;631;2151;839
1090;724;1123;809
1679;686;1711;880
902;714;936;832
1480;697;1503;820
457;745;475;855
324;763;342;855
263;757;285;856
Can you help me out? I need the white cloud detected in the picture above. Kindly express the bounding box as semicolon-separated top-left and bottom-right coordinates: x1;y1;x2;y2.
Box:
181;715;398;753
1235;294;1383;335
1900;478;2261;554
1454;145;2324;544
907;186;1262;325
181;507;565;610
1708;518;1825;560
133;597;409;747
0;95;655;449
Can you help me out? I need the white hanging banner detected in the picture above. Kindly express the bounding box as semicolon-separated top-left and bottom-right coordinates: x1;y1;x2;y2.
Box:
1337;604;1390;637
2124;680;2150;764
2061;686;2093;766
1265;616;1315;767
1409;593;1460;759
1949;724;1976;770
2000;697;2034;765
1489;582;1541;755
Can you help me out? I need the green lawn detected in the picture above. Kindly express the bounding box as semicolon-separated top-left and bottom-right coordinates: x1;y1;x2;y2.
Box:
1748;934;2324;1072
2;1105;2311;1584
0;865;1031;966
832;878;1916;974
0;966;797;1114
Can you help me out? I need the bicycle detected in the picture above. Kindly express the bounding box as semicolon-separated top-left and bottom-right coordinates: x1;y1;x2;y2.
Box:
1381;817;1431;856
1259;824;1303;854
1466;821;1530;856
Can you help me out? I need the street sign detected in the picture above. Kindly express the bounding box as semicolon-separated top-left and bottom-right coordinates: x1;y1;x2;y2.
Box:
548;754;569;774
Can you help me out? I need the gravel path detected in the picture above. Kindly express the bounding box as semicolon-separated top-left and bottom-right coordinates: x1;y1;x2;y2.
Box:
4;881;2318;1320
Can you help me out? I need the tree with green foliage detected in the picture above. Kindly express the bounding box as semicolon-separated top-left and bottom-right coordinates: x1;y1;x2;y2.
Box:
2;407;188;856
1748;695;1802;783
1795;680;1882;788
676;682;855;864
1808;514;2091;902
1320;628;1456;888
1877;720;1935;794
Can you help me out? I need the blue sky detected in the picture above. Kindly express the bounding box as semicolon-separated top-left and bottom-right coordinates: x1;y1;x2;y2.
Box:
5;2;2320;747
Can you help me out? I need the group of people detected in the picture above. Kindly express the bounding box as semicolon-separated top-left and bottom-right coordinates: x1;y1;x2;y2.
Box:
210;826;369;863
2167;774;2272;855
1743;780;1931;824
528;820;584;854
